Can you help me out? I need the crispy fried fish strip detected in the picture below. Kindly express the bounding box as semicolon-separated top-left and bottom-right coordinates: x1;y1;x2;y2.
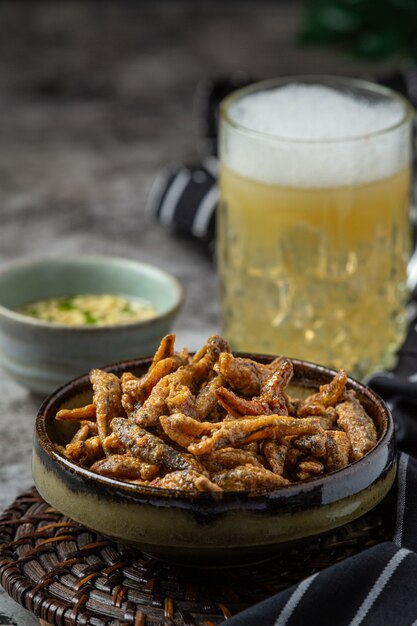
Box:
150;469;222;492
318;407;338;430
56;404;96;422
293;432;327;458
120;333;188;413
111;418;206;473
336;394;377;461
263;440;290;475
91;455;159;480
132;374;193;429
200;448;263;473
211;464;289;491
68;421;98;445
159;413;221;448
297;370;347;416
131;337;230;427
294;401;325;417
192;335;231;365
195;375;225;420
121;355;184;412
132;379;170;428
187;336;230;380
214;353;284;396
102;432;126;455
166;382;197;417
294;403;338;430
68;423;90;445
296;460;324;481
262;360;293;409
215;387;266;418
216;360;292;418
65;436;103;466
150;333;176;368
90;369;124;453
285;438;304;470
80;420;98;436
188;416;323;455
325;430;351;472
178;337;228;392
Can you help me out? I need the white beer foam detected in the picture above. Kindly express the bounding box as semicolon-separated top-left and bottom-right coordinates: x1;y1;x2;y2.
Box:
225;84;409;187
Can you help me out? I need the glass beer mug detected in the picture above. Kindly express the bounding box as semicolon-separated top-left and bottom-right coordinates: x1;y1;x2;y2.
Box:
217;76;413;379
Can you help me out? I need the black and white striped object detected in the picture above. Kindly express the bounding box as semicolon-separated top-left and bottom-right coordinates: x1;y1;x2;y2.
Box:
146;157;218;254
221;315;417;626
222;454;417;626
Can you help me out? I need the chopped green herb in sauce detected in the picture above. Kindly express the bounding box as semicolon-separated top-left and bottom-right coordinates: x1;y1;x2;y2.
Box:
18;294;156;326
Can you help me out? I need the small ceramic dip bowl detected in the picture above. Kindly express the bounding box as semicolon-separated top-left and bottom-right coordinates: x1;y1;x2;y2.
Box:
33;355;396;567
0;256;183;394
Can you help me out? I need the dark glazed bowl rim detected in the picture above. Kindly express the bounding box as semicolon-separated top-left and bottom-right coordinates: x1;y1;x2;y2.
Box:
35;353;394;506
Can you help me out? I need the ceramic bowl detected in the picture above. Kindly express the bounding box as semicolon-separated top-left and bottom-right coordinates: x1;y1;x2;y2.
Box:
0;256;183;394
33;354;396;567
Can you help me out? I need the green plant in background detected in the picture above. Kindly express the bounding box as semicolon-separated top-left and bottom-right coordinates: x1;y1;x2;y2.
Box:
299;0;417;63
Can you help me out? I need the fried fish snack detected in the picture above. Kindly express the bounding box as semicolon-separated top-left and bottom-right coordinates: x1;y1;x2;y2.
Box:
188;415;323;455
120;334;181;413
68;423;91;445
91;455;159;480
151;333;176;366
297;369;348;417
56;404;97;422
324;430;350;472
121;354;186;412
131;378;171;428
159;413;221;448
296;459;324;481
214;353;284;396
200;448;263;473
102;432;126;455
56;334;378;493
128;337;229;429
111;418;206;474
216;360;292;418
150;469;222;492
211;464;290;490
166;382;198;417
336;393;377;461
90;369;124;453
262;439;290;476
293;432;327;458
195;375;225;420
65;435;103;466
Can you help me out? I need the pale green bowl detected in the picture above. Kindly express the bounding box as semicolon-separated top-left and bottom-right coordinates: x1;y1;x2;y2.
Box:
0;256;183;394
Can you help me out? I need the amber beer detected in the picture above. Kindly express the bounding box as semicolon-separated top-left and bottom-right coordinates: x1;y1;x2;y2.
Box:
218;78;412;378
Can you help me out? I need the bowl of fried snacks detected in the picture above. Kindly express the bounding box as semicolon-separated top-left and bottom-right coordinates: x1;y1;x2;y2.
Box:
0;255;183;394
33;334;395;566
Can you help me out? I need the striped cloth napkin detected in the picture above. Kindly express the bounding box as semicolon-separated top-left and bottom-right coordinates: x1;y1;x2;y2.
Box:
222;454;417;626
222;503;417;626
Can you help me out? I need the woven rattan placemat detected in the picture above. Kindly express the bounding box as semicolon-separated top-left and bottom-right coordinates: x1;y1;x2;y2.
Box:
0;488;394;626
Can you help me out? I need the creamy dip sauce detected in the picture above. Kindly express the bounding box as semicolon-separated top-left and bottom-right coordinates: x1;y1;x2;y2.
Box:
19;294;156;326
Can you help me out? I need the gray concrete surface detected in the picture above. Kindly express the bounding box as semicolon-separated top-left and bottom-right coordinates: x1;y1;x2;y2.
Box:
0;2;391;623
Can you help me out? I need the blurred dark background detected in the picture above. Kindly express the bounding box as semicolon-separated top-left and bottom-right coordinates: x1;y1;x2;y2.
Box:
1;0;410;248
